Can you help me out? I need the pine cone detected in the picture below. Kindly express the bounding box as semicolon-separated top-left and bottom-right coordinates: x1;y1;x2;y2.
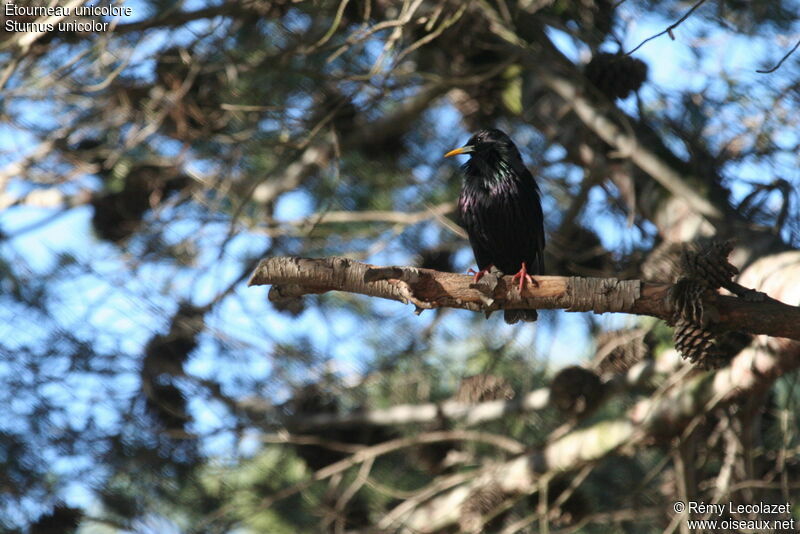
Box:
142;302;204;378
272;296;305;316
584;52;648;100
595;329;647;375
460;483;506;533
668;278;710;326
30;505;82;534
641;241;683;282
672;319;726;368
550;366;604;416
454;374;514;403
679;240;738;289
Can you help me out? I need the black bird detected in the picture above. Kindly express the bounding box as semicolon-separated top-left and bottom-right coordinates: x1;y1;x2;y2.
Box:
445;128;545;324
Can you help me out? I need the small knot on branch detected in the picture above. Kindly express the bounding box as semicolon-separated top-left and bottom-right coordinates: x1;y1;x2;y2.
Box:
269;284;313;301
471;269;502;310
364;266;414;283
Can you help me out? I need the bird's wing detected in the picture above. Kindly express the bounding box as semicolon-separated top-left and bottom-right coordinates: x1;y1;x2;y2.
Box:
459;189;495;270
486;170;544;275
513;170;546;274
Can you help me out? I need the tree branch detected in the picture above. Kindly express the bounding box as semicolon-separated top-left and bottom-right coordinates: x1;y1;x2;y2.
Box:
281;357;659;432
286;388;551;431
756;37;800;74
625;0;709;55
249;256;800;341
261;201;463;238
258;430;525;511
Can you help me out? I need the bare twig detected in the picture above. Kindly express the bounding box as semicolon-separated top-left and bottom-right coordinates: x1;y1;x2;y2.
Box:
259;430;525;510
330;456;373;532
394;4;468;64
262;202;460;237
259;433;366;454
3;0;86;52
625;0;709;55
757;37;800;74
304;0;351;53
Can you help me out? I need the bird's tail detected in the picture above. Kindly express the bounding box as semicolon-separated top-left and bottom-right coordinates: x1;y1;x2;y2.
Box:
504;309;538;324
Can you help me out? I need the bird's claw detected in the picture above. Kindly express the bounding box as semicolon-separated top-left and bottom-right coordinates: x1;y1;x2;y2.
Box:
468;265;494;284
511;262;539;293
469;266;500;299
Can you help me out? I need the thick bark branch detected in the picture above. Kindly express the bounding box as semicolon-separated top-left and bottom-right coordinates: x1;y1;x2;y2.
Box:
281;359;658;432
248;256;800;341
261;201;463;238
287;388;551;431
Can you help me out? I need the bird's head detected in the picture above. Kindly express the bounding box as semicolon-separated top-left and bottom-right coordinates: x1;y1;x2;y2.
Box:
444;128;524;183
444;128;517;159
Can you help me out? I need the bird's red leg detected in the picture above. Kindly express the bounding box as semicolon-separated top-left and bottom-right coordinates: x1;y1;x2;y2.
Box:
511;262;539;292
468;265;494;284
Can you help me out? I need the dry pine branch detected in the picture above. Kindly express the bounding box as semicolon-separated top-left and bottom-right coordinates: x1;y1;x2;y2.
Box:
249;256;800;341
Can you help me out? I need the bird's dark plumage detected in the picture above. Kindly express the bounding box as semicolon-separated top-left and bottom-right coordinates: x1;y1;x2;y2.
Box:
446;128;545;324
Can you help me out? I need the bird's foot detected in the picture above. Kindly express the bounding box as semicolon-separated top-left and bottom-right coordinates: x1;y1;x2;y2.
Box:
511;262;539;292
469;265;501;305
468;265;494;284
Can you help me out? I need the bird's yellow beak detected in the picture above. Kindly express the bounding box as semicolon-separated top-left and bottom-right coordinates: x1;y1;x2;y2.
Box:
444;145;474;158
